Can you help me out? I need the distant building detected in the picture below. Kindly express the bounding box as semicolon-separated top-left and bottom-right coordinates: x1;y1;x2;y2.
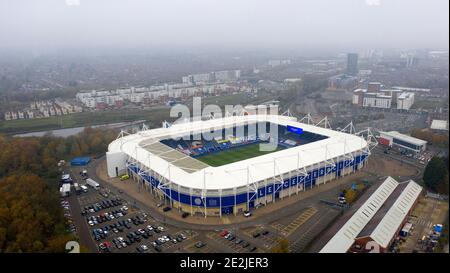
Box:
214;70;241;82
391;86;430;93
328;74;358;90
378;131;427;154
397;92;415;110
379;89;404;102
362;93;392;109
347;53;359;76
405;55;419;68
353;87;414;111
358;69;372;77
4;112;12;121
430;120;449;133
268;59;291;67
367;82;382;93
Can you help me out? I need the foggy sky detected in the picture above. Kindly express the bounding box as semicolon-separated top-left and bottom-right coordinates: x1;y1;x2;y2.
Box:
0;0;448;51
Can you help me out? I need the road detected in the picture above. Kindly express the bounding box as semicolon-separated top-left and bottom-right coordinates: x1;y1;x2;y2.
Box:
64;166;99;252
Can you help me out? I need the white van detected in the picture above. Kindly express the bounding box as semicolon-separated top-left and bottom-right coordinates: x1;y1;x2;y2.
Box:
80;185;88;193
86;178;100;190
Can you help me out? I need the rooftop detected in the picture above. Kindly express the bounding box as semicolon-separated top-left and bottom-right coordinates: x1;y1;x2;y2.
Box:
320;177;422;253
379;131;427;146
430;120;449;131
108;114;367;190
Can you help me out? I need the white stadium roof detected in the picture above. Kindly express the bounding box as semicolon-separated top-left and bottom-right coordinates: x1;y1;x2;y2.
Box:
320;177;422;253
108;115;368;190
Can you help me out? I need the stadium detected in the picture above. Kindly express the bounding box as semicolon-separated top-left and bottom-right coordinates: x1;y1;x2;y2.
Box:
106;112;372;217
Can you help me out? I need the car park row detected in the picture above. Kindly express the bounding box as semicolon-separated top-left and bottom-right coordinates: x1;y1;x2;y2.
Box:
96;214;188;253
214;229;259;252
61;199;77;235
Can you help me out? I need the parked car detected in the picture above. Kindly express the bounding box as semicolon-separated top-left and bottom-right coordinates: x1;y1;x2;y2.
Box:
195;241;206;248
181;212;190;218
252;232;261;238
154;246;162;252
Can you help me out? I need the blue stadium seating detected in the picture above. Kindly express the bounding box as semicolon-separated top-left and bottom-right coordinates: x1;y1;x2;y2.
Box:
159;123;328;159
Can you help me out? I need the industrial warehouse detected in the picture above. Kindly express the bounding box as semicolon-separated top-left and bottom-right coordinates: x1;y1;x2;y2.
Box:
378;131;427;155
320;177;423;253
106;111;375;218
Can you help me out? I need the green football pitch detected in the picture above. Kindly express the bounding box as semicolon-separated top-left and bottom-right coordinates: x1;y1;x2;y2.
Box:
195;143;285;167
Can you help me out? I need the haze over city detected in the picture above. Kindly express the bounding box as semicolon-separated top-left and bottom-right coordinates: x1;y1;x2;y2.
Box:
0;0;448;51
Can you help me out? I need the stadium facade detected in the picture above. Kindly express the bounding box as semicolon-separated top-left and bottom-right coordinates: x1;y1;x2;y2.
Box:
106;113;375;217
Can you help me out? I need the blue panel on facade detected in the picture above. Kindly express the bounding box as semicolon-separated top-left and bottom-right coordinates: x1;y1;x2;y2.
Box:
274;183;282;193
221;196;235;207
305;174;311;182
258;187;266;198
170;190;179;202
326;166;332;173
206;197;220;207
163;188;171;197
235;193;248;204
291;176;298;186
298;176;305;183
266;184;274;195
319;168;325;177
179;193;190;204
312;169;318;178
275;192;280;199
191;195;204;207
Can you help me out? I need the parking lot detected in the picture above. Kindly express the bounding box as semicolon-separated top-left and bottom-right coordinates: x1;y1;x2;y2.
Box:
84;193;198;253
65;154;409;253
64;166;198;253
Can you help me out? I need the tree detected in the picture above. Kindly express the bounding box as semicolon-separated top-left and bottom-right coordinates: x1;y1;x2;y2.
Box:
423;157;449;194
0;174;70;252
345;189;357;204
271;238;289;253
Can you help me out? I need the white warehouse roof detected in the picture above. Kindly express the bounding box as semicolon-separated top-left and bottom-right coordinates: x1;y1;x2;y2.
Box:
320;177;422;253
108;114;368;190
430;120;449;131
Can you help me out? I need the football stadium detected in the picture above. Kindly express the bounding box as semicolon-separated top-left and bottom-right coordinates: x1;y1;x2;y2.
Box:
106;113;372;217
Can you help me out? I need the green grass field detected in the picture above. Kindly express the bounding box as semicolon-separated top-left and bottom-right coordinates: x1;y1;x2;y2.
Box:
196;143;284;167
